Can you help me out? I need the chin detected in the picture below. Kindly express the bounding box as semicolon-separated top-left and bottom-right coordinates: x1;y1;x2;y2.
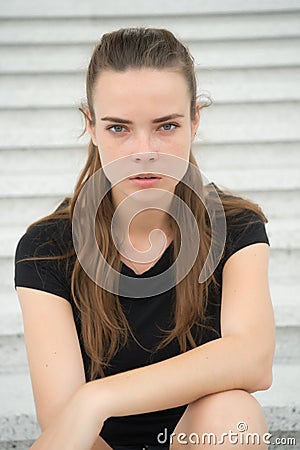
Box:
129;186;172;204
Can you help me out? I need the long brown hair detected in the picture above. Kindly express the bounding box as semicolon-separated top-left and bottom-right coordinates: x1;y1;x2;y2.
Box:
18;28;268;380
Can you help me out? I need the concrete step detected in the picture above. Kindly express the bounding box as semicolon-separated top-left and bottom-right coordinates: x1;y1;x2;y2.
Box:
0;371;38;442
0;147;86;174
0;441;35;449
1;0;299;18
0;290;24;336
237;189;300;220
0;108;87;149
0;72;85;109
2;67;300;109
0;363;298;443
0;173;77;198
0;173;78;198
269;281;300;327
274;327;300;364
1;38;300;74
197;67;300;104
0;196;68;226
252;363;300;431
197;141;300;170
197;101;300;144
1;12;300;45
265;218;300;250
0;102;299;149
203;168;300;193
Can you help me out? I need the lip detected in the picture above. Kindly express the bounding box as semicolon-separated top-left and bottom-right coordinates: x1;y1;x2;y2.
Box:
129;173;162;180
129;173;162;188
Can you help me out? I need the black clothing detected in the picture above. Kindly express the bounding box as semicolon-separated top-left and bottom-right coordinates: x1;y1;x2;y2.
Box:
14;207;269;447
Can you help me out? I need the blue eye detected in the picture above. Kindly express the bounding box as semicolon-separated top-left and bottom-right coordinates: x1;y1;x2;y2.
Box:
108;125;126;133
161;123;178;131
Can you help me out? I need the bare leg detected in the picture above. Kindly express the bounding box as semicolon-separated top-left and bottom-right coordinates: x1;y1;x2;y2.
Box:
170;389;268;449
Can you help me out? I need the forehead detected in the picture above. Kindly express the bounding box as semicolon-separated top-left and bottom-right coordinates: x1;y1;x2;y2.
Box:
92;68;190;115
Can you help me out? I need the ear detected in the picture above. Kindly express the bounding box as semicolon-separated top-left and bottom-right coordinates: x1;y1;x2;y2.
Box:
85;108;98;147
191;103;201;140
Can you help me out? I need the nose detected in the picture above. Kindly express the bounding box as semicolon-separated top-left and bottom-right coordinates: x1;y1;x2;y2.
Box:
130;151;159;163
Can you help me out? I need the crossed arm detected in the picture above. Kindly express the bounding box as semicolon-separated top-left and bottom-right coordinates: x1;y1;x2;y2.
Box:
17;242;275;449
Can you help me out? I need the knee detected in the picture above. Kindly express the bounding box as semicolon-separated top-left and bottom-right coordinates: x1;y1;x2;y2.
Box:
172;390;268;448
189;389;267;430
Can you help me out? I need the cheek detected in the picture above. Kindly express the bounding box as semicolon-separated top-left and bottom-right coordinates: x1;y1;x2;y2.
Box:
170;130;192;155
97;138;118;166
169;142;191;165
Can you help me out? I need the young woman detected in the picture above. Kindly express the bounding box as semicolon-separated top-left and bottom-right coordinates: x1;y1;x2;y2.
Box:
14;28;275;450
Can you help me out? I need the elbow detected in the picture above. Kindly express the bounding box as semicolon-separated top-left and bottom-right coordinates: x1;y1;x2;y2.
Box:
244;360;273;393
239;333;275;393
255;365;273;391
247;343;275;392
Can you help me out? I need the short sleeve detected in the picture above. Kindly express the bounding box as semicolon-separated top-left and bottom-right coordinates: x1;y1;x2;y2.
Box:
221;211;270;269
14;219;74;302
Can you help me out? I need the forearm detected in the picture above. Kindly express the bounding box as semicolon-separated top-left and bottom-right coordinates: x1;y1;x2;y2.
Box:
90;334;270;419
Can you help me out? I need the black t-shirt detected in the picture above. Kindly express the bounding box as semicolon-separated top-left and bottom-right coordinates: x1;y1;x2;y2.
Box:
14;208;270;447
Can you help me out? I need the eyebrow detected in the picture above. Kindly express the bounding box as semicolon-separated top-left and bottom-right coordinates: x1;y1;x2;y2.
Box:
100;113;185;124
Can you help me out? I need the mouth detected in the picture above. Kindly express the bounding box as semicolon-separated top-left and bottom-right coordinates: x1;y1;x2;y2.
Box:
129;173;162;180
128;173;162;188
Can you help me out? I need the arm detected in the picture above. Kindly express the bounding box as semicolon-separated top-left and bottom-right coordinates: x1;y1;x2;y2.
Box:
17;287;112;450
19;242;275;449
86;242;275;419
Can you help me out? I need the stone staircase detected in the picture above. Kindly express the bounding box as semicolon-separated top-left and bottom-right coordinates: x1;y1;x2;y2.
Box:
0;1;299;448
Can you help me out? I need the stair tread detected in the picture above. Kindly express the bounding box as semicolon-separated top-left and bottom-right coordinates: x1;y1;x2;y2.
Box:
1;39;300;74
1;0;299;18
1;13;300;45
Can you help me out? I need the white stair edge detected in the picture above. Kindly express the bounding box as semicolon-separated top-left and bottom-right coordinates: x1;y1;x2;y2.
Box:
1;0;300;18
0;13;300;45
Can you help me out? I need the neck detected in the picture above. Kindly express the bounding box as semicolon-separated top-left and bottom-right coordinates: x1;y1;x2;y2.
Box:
111;193;173;255
130;209;171;239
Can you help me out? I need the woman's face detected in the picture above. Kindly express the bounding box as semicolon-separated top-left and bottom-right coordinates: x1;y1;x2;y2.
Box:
87;68;200;207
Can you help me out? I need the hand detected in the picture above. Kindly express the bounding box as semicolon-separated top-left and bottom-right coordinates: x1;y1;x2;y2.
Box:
30;384;105;450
